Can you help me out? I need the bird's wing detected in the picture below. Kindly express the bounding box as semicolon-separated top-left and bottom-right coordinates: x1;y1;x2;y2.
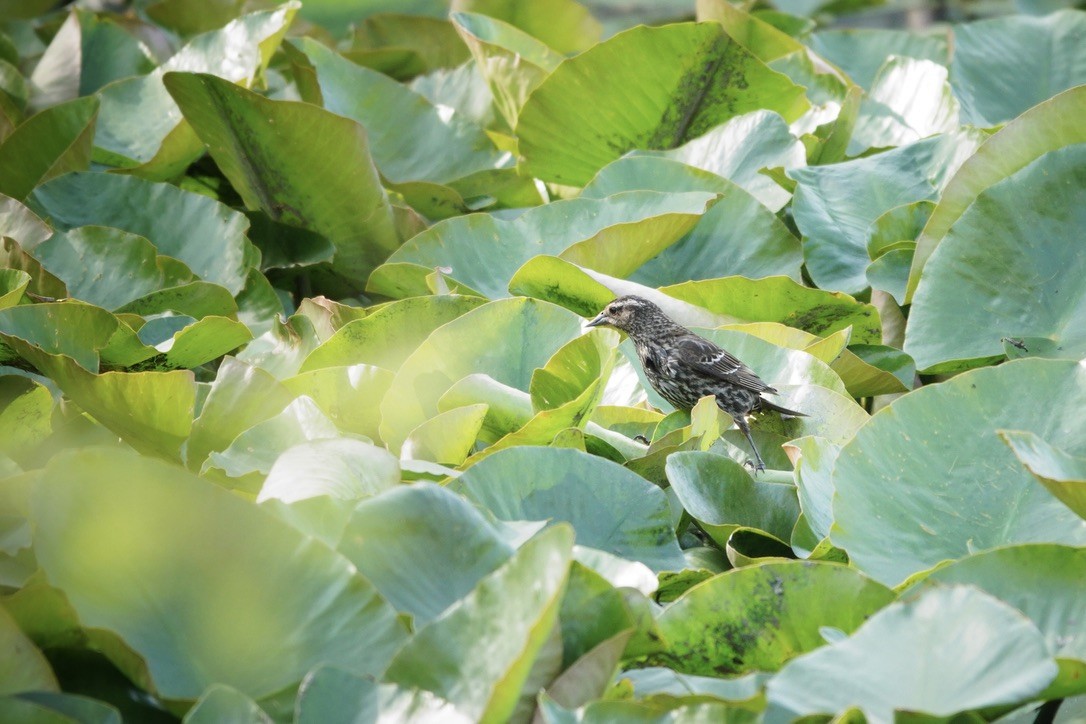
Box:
667;335;777;394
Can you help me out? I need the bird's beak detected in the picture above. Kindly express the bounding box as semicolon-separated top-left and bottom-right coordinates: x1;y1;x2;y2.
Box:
585;312;609;328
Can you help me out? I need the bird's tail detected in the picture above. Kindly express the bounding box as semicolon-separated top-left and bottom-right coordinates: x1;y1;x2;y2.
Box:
758;398;807;417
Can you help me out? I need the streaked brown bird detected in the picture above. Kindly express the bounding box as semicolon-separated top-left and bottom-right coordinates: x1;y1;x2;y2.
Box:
586;295;805;472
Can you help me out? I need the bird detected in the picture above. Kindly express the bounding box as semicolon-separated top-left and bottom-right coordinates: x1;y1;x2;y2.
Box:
586;295;805;472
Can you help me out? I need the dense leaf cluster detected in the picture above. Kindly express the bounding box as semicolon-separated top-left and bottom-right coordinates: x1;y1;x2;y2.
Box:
0;0;1085;721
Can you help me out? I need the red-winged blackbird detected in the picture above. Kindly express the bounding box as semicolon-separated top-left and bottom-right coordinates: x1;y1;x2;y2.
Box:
587;295;805;472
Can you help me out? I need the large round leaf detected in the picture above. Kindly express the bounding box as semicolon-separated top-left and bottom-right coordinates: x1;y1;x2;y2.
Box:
337;483;514;626
950;10;1086;127
580;156;803;284
905;144;1086;373
666;450;800;545
808;28;949;90
30;448;409;701
631;110;806;212
908;544;1086;661
831;358;1086;586
367;191;717;301
450;12;562;128
908;85;1086;301
92;4;297;178
766;586;1058;721
1000;430;1086;521
0;95;97;200
450;446;686;572
788;130;984;294
295;38;503;186
650;561;895;675
164;72;399;292
384;524;573;723
29;172;254;295
302;296;484;373
516;22;808;186
378;298;583;449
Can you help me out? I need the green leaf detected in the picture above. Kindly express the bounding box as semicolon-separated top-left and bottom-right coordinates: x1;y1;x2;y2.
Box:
580;156;803;284
451;446;686;571
0;194;52;250
951;10;1086;127
848;57;958;155
368;191;717;301
666;451;801;546
0;268;29;309
0;605;57;694
185;685;270;724
0;301;118;372
30;354;196;459
908;544;1086;661
384;524;573;723
296;39;504;185
163;316;251;369
1000;431;1086;521
516;22;809;186
785;436;840;543
344;14;471;79
31;448;408;701
451;11;562;128
31;226;175;310
257;438;399;504
0;96;97;200
789;130;985;294
300;295;485;373
0;376;52;467
379;297;584;450
402;404;489;465
905;144;1086;373
203;396;340;492
544;629;633;712
808;28;949;89
337;483;514;625
185;358;295;471
93;3;298;178
663;276;881;343
164;72;399;293
831;358;1086;586
29;172;254;296
908;86;1086;301
651;560;895;675
617;667;765;705
631;110;806;212
28;9;154;108
766;586;1058;721
454;0;601;54
279;364;391;442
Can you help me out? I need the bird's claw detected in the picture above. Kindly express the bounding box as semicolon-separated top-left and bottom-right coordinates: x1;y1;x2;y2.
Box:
743;459;766;475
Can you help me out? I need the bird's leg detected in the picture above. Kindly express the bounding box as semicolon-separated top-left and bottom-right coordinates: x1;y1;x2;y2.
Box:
734;416;766;473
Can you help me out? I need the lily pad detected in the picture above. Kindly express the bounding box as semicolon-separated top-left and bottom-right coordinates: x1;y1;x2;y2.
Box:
789;130;984;294
367;191;717;300
384;524;573;723
516;22;809;186
908;85;1086;301
831;358;1086;586
164;72;400;293
378;297;584;449
651;560;895;676
766;586;1059;721
0;95;97;200
581;156;803;284
1000;431;1086;521
31;447;409;700
905;143;1086;373
951;10;1086;127
451;446;686;572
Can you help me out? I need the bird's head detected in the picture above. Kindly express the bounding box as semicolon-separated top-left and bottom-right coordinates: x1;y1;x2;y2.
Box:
585;295;666;336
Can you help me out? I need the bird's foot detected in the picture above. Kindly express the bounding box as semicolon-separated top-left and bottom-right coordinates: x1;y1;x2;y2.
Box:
744;459;766;475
